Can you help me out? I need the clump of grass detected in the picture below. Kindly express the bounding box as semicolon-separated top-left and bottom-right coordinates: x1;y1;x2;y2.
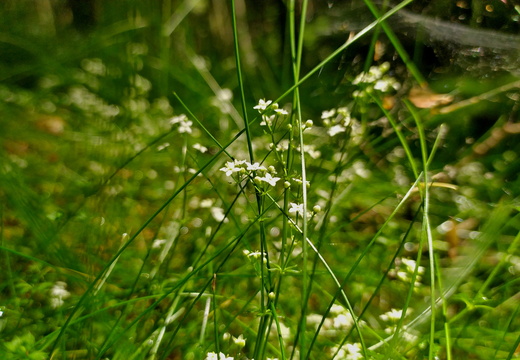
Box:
1;1;519;360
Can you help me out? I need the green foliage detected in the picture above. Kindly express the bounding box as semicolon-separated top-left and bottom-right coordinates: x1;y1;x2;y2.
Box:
1;1;519;360
2;332;48;360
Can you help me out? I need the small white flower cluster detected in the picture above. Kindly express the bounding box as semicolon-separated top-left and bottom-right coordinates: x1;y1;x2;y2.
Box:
307;304;357;336
352;62;401;98
379;308;412;334
50;281;71;309
395;258;425;286
254;99;289;129
330;342;363;360
220;159;280;188
288;202;320;218
379;308;404;323
330;304;355;329
206;351;277;360
321;107;358;137
193;143;208;153
169;114;193;134
205;352;234;360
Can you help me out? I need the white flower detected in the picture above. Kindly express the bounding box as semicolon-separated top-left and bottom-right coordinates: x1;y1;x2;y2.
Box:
328;124;346;136
401;258;425;274
321;109;336;119
333;313;354;329
337;107;350;116
256;173;280;186
330;304;346;314
170;114;193;134
210;207;227;222
200;199;214;208
353;160;371;179
217;88;233;102
274;108;288;116
342;115;352;127
169;114;187;125
397;271;410;282
247;162;266;171
374;77;400;92
50;281;70;308
206;353;218;360
374;79;389;91
275;139;289;152
331;343;363;360
380;308;403;322
289;203;304;216
220;162;238;177
205;352;234;360
346;343;363;360
253;99;272;111
219;160;246;177
178;119;193;133
193;143;208;153
232;334;246;348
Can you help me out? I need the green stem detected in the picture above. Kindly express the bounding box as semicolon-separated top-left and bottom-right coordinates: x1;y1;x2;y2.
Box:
406;101;436;360
231;0;254;164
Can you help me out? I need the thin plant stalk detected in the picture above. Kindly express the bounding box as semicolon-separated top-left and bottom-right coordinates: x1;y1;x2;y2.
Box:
288;0;312;357
230;4;275;358
435;254;453;360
